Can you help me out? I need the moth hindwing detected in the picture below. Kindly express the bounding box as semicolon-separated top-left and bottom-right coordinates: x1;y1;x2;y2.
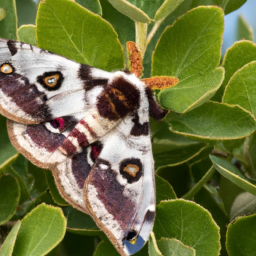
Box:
0;39;167;256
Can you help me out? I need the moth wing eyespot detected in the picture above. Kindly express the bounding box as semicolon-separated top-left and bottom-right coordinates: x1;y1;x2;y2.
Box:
125;230;138;244
0;63;13;74
37;71;64;90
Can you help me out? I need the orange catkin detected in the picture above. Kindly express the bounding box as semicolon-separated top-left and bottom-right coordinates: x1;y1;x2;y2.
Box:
126;41;143;78
142;76;179;90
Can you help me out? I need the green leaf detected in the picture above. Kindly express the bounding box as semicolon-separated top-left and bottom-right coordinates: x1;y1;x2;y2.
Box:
144;0;192;78
155;0;185;21
226;213;256;256
244;132;256;174
0;8;6;21
75;0;102;15
12;204;66;256
149;232;162;256
223;61;256;118
157;164;191;197
45;170;69;206
152;7;224;112
0;116;17;167
106;0;151;23
58;232;97;256
183;166;215;200
0;0;17;40
158;68;224;112
158;238;196;256
213;40;256;102
166;101;256;140
194;186;229;256
35;191;57;206
93;240;120;256
219;176;244;218
155;175;176;205
16;0;37;27
0;154;19;174
0;175;20;225
237;15;253;41
0;221;21;256
37;0;124;71
4;166;30;204
100;0;135;55
230;192;256;221
190;0;247;14
28;163;48;200
154;142;208;170
210;155;256;196
17;25;37;46
154;199;220;256
63;206;100;234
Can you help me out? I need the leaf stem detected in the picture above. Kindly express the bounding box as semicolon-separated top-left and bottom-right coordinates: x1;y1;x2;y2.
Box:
146;17;164;46
182;166;216;200
135;21;148;58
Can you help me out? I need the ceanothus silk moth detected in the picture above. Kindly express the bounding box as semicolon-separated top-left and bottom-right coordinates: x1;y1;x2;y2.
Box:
0;38;170;255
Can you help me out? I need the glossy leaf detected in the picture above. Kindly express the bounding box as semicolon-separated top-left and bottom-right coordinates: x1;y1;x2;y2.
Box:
18;25;37;46
37;0;124;70
0;221;21;256
152;7;224;112
0;175;20;225
45;170;68;206
155;0;185;20
75;0;102;15
214;40;256;101
12;204;66;256
0;0;17;40
226;213;256;256
158;238;195;256
237;15;253;41
155;175;176;205
223;61;256;118
154;199;220;256
166;101;256;140
210;155;256;196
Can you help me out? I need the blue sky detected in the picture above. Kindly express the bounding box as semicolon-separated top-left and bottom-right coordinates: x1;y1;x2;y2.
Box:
223;0;256;52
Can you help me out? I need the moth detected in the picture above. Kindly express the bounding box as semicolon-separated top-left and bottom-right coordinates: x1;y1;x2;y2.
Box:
0;39;175;255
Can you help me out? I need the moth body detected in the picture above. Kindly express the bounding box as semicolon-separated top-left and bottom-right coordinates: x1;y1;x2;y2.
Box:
0;39;167;256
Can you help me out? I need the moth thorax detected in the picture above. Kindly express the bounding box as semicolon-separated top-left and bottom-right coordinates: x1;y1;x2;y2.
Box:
97;75;140;121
